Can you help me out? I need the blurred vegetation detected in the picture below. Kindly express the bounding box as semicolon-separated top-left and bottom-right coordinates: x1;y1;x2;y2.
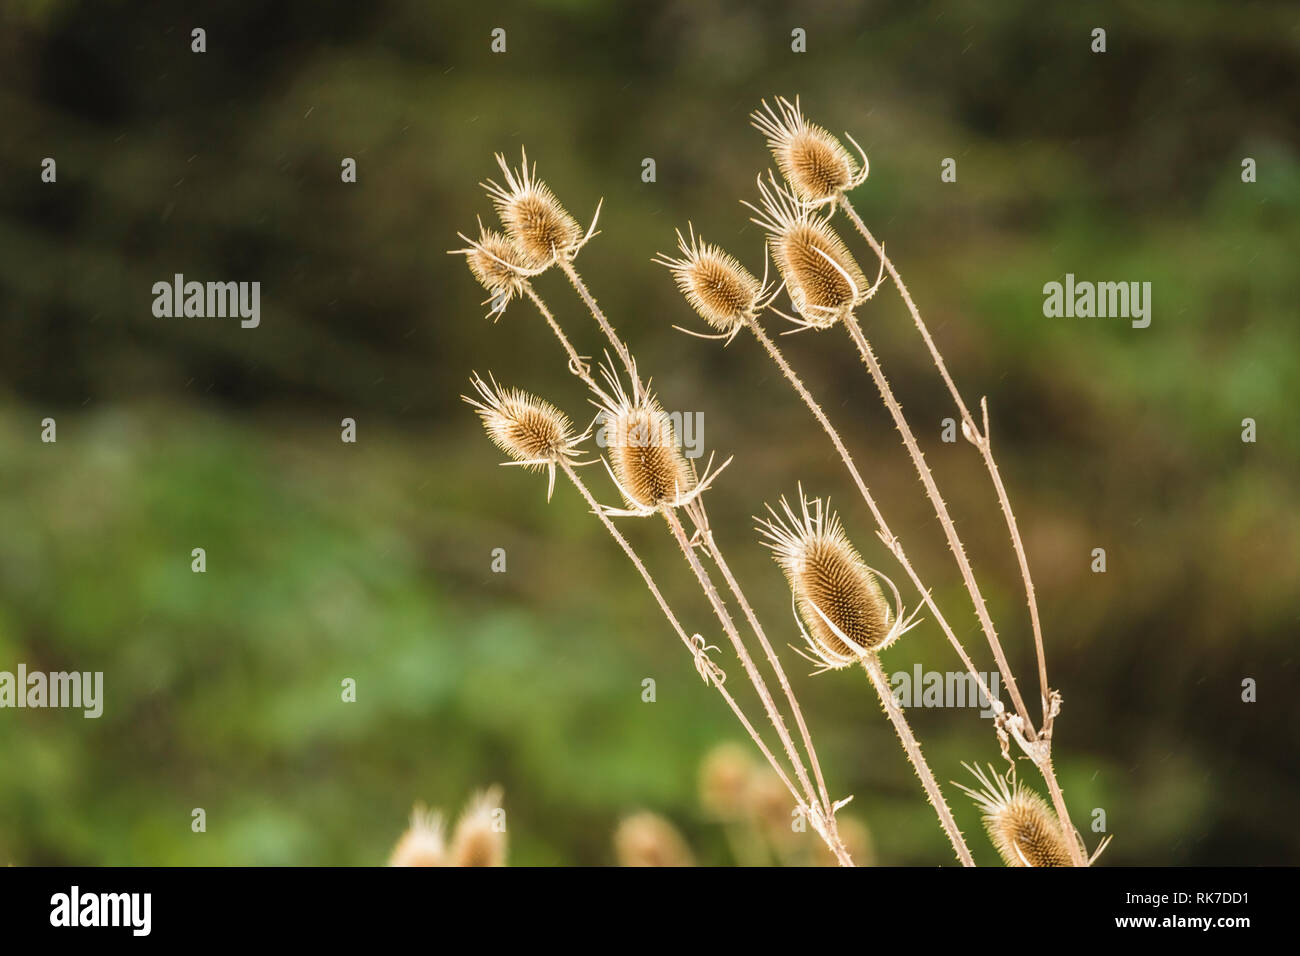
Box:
1;0;1297;864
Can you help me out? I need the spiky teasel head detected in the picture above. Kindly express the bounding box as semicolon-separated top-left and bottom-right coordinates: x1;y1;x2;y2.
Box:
590;357;730;518
387;804;446;867
613;812;695;867
449;785;507;867
449;217;528;319
481;146;597;271
744;173;879;331
757;488;917;672
463;373;588;501
955;764;1076;867
751;95;869;205
652;224;774;342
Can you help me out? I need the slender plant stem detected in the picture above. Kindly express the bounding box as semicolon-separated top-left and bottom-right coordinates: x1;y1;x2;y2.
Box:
1037;751;1088;867
557;460;808;810
692;505;835;823
841;315;1033;731
660;506;853;866
859;653;974;866
558;258;638;386
747;316;997;709
552;261;852;862
837;195;1051;726
522;283;599;391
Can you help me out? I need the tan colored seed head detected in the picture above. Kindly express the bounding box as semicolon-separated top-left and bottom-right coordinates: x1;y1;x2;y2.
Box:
613;812;695;867
654;225;762;335
482;147;582;270
455;219;527;315
449;786;507;867
751;95;866;204
957;764;1076;868
387;804;446;867
758;490;897;669
464;374;583;500
594;365;695;511
746;173;869;329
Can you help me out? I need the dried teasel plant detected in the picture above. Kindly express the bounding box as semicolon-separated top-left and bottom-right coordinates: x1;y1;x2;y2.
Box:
649;96;1111;866
388;786;508;867
453;118;1107;865
751;95;869;207
387;804;446;867
456;150;859;866
954;764;1080;868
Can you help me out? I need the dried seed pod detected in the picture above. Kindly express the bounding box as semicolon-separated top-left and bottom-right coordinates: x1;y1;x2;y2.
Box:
449;786;508;867
751;95;868;204
482;147;583;270
592;362;698;514
463;373;584;500
654;225;764;337
745;173;871;329
957;764;1076;867
758;489;907;671
451;218;528;318
387;804;446;867
613;812;695;867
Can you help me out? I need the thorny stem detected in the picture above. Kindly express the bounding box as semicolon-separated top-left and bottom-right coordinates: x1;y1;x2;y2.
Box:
692;504;836;824
557;460;812;831
747;316;997;709
554;261;845;847
558;258;639;387
522;283;599;391
660;505;853;866
835;198;1086;865
859;653;975;866
837;195;1051;728
841;315;1033;731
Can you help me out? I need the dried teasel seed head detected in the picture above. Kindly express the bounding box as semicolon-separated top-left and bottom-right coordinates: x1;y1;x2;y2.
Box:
613;812;695;867
653;225;764;336
387;804;446;867
758;489;902;671
751;95;867;204
482;147;583;270
956;764;1075;868
463;373;585;500
592;362;697;513
449;786;507;867
452;218;528;317
699;742;756;820
745;173;869;329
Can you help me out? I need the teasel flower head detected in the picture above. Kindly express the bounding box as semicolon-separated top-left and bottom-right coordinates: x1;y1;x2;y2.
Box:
956;764;1076;868
590;356;731;518
757;487;919;673
744;172;883;331
751;95;869;206
955;764;1076;867
387;804;446;867
449;785;508;867
613;812;695;867
481;146;600;272
652;224;778;343
699;742;756;820
463;373;589;501
448;217;529;320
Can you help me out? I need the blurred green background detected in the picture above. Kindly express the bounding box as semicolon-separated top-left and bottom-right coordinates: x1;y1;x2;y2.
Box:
1;0;1297;865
